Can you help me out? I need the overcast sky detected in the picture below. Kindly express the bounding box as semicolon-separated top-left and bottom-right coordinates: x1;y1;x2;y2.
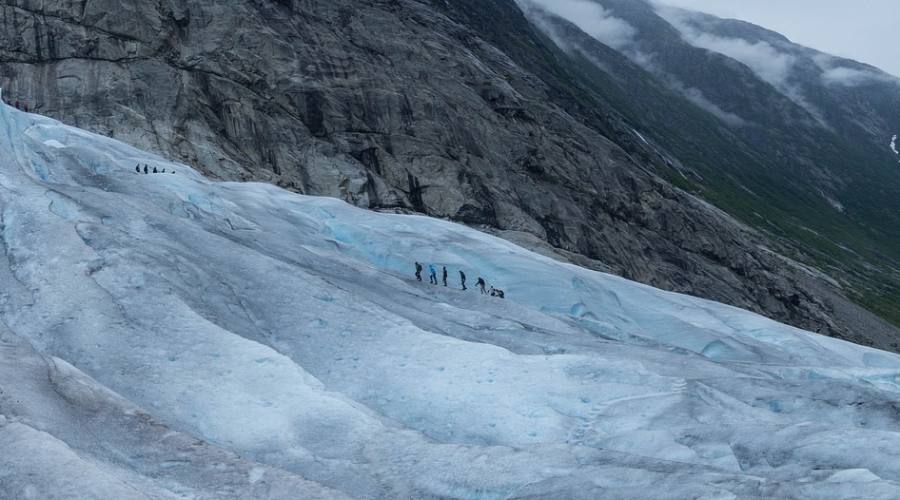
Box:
655;0;900;77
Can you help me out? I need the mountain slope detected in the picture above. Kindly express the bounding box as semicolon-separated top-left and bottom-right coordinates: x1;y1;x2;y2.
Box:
6;95;900;499
0;0;896;345
517;0;900;330
653;4;900;324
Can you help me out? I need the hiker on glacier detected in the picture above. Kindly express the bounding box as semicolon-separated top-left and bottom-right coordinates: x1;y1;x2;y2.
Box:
442;266;448;286
476;277;487;294
415;262;423;281
429;264;438;285
459;270;467;290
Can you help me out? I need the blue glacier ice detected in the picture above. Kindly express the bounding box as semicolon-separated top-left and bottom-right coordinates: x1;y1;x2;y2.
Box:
3;98;900;499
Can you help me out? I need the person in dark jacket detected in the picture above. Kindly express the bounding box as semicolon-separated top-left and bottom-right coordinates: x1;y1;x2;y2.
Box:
135;164;141;173
415;262;423;281
153;166;158;173
459;270;467;290
442;266;448;286
477;277;487;294
143;165;149;174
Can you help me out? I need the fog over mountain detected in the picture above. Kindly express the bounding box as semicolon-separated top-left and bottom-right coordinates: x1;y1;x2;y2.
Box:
654;0;900;78
518;0;900;334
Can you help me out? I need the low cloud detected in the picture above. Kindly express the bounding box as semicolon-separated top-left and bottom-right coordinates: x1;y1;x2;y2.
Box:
656;7;797;88
822;67;873;86
654;6;833;126
813;55;898;87
691;36;795;87
653;0;900;79
516;0;637;50
518;1;746;128
677;85;747;127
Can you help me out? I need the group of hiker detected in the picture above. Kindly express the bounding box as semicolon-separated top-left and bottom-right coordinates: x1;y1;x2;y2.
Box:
3;98;31;113
135;164;174;175
414;262;505;299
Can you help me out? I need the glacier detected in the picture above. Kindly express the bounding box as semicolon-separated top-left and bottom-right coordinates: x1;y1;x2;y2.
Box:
3;100;900;499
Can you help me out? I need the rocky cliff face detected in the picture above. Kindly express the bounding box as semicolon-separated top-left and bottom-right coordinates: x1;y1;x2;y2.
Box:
1;0;897;348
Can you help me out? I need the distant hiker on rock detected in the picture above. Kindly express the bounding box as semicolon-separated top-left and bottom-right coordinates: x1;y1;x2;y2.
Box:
459;270;467;290
442;266;448;287
489;286;505;299
415;262;423;282
143;165;149;174
429;264;438;285
477;277;487;294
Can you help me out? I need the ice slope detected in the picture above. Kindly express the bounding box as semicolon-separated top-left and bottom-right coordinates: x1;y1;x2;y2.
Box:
3;100;900;499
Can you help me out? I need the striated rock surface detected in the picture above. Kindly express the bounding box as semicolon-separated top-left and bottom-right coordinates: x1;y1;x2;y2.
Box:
0;0;897;348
